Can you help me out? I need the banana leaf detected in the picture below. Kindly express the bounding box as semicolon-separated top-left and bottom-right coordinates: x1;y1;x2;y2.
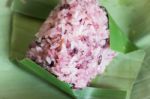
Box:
109;16;137;52
19;58;127;99
100;0;150;99
10;10;128;99
11;0;60;19
3;0;149;99
9;0;146;99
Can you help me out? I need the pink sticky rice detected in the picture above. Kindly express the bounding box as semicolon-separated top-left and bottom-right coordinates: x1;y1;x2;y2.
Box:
27;0;117;89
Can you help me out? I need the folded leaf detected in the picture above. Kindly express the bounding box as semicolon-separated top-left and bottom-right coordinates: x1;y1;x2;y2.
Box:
100;1;150;99
101;0;150;48
109;16;137;52
19;58;127;99
10;0;146;99
19;58;75;97
91;50;145;99
74;87;126;99
131;47;150;99
11;11;143;99
11;0;59;19
10;13;42;59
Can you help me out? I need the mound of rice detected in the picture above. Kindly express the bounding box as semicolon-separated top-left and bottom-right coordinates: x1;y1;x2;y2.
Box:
27;0;117;89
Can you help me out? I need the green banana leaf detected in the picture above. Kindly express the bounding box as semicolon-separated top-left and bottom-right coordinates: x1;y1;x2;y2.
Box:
10;9;128;99
10;13;43;59
101;0;150;99
9;0;146;99
109;16;137;52
11;0;60;19
19;58;127;99
0;0;150;99
91;50;145;99
100;0;150;48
